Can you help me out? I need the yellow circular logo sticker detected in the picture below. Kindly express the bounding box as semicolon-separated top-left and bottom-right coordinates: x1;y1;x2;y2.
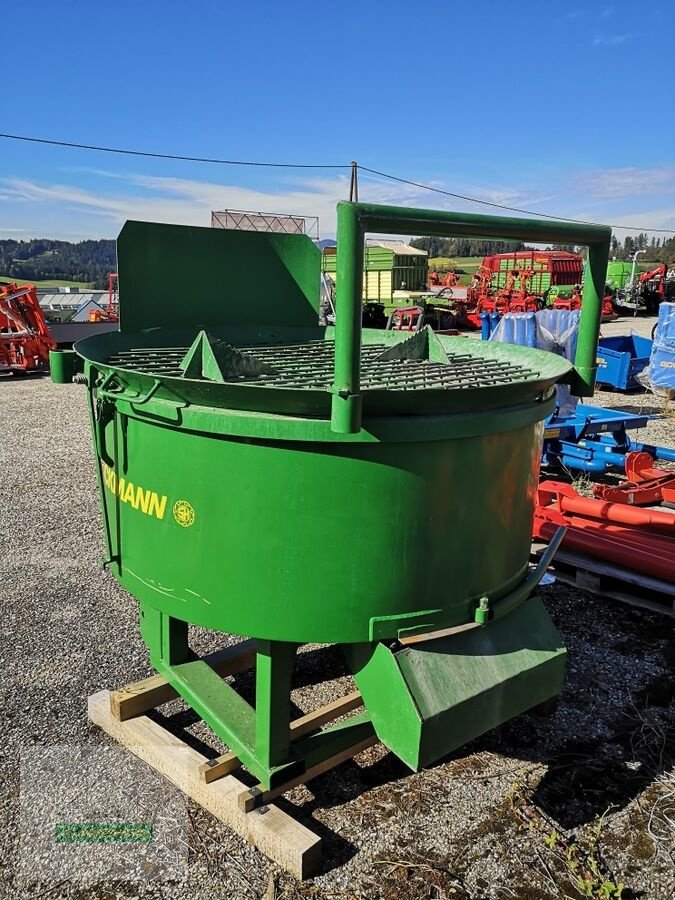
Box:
173;499;195;528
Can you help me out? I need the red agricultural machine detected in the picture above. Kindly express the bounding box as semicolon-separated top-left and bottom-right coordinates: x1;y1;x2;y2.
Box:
428;270;460;289
386;303;460;335
87;272;119;323
635;263;674;313
457;250;617;326
546;285;617;321
0;282;56;374
467;265;543;323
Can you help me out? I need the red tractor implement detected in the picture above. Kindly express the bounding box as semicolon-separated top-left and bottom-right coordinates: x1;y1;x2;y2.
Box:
461;265;541;328
386;304;460;335
550;285;617;321
88;272;119;323
0;282;56;374
535;479;675;584
461;251;584;328
593;451;675;506
428;270;459;289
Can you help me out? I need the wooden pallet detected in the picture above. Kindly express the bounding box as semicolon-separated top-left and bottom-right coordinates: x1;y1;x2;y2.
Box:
88;642;371;879
532;543;675;616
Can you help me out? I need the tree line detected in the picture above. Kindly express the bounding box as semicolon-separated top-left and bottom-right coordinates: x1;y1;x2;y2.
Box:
609;233;675;266
0;238;116;288
409;237;525;259
411;233;675;267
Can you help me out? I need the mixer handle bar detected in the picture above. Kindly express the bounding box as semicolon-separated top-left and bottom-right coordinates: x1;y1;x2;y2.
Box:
332;202;611;434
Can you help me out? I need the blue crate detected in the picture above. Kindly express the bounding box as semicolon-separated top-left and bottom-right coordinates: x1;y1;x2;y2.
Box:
595;333;652;390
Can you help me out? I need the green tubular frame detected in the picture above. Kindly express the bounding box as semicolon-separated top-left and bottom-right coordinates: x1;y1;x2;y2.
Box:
140;602;373;788
332;202;611;434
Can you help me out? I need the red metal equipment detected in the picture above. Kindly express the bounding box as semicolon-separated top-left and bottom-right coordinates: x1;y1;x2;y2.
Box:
483;250;583;291
539;479;675;534
387;306;424;332
463;252;582;328
88;272;119;323
428;270;459;290
463;266;542;327
386;304;460;335
639;263;667;294
550;285;617;322
0;282;56;374
593;451;675;506
535;479;675;583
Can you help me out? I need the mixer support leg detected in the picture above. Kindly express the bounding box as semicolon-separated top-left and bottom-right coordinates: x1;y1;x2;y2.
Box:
255;641;297;769
140;605;190;666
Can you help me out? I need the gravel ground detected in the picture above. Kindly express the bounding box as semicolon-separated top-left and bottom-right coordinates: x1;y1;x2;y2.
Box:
2;324;674;899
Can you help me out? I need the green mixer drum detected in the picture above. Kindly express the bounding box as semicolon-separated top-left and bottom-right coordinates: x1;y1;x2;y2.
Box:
96;407;546;644
57;207;611;789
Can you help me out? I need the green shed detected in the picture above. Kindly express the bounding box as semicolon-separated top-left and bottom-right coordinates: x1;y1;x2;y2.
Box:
322;240;428;301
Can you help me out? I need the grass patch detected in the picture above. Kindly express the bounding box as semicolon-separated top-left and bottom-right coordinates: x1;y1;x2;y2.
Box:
428;256;483;286
429;255;483;272
0;274;96;288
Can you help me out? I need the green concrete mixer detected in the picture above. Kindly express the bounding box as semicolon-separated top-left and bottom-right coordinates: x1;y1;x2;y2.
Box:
52;202;610;793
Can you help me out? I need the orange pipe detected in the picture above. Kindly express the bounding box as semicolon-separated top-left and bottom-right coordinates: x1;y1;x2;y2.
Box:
556;494;675;533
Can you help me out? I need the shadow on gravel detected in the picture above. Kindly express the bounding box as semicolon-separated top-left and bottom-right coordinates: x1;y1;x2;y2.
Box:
531;683;675;829
0;373;51;386
608;402;669;416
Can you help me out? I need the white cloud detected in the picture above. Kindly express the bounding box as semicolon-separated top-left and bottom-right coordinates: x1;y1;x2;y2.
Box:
576;166;675;198
3;166;674;243
592;32;634;46
1;170;445;239
601;206;675;234
0;174;342;237
1;168;524;240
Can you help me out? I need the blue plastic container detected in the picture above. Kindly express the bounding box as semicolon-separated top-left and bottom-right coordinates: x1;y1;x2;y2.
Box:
596;333;652;390
647;302;675;394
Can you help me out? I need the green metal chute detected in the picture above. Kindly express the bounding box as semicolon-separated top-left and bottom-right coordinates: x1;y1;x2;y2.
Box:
347;599;565;770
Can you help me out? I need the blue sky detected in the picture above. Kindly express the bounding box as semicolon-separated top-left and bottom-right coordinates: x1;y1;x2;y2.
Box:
2;0;674;241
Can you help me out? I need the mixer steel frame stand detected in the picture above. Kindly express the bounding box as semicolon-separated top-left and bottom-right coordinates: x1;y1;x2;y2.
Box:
140;602;374;790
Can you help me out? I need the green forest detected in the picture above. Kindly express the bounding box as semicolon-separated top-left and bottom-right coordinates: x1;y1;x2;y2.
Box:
411;232;675;266
410;237;526;258
0;238;116;288
608;232;675;264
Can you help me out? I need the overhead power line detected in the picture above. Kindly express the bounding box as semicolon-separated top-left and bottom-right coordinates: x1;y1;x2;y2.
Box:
1;130;673;234
0;131;350;169
357;165;675;234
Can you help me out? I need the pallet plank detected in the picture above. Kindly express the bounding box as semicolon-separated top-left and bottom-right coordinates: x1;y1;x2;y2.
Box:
199;690;364;784
88;690;322;879
110;640;257;721
552;569;675;617
238;734;378;813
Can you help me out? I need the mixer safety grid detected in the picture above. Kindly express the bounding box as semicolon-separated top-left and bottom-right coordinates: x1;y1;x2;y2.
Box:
105;340;539;391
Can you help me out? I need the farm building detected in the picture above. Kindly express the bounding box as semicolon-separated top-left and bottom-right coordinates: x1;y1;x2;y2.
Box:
322;240;428;301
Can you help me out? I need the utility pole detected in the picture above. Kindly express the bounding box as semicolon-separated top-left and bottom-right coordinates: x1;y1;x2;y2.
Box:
349;162;359;202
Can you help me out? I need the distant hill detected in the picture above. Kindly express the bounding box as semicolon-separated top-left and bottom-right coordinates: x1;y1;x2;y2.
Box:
0;238;115;289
